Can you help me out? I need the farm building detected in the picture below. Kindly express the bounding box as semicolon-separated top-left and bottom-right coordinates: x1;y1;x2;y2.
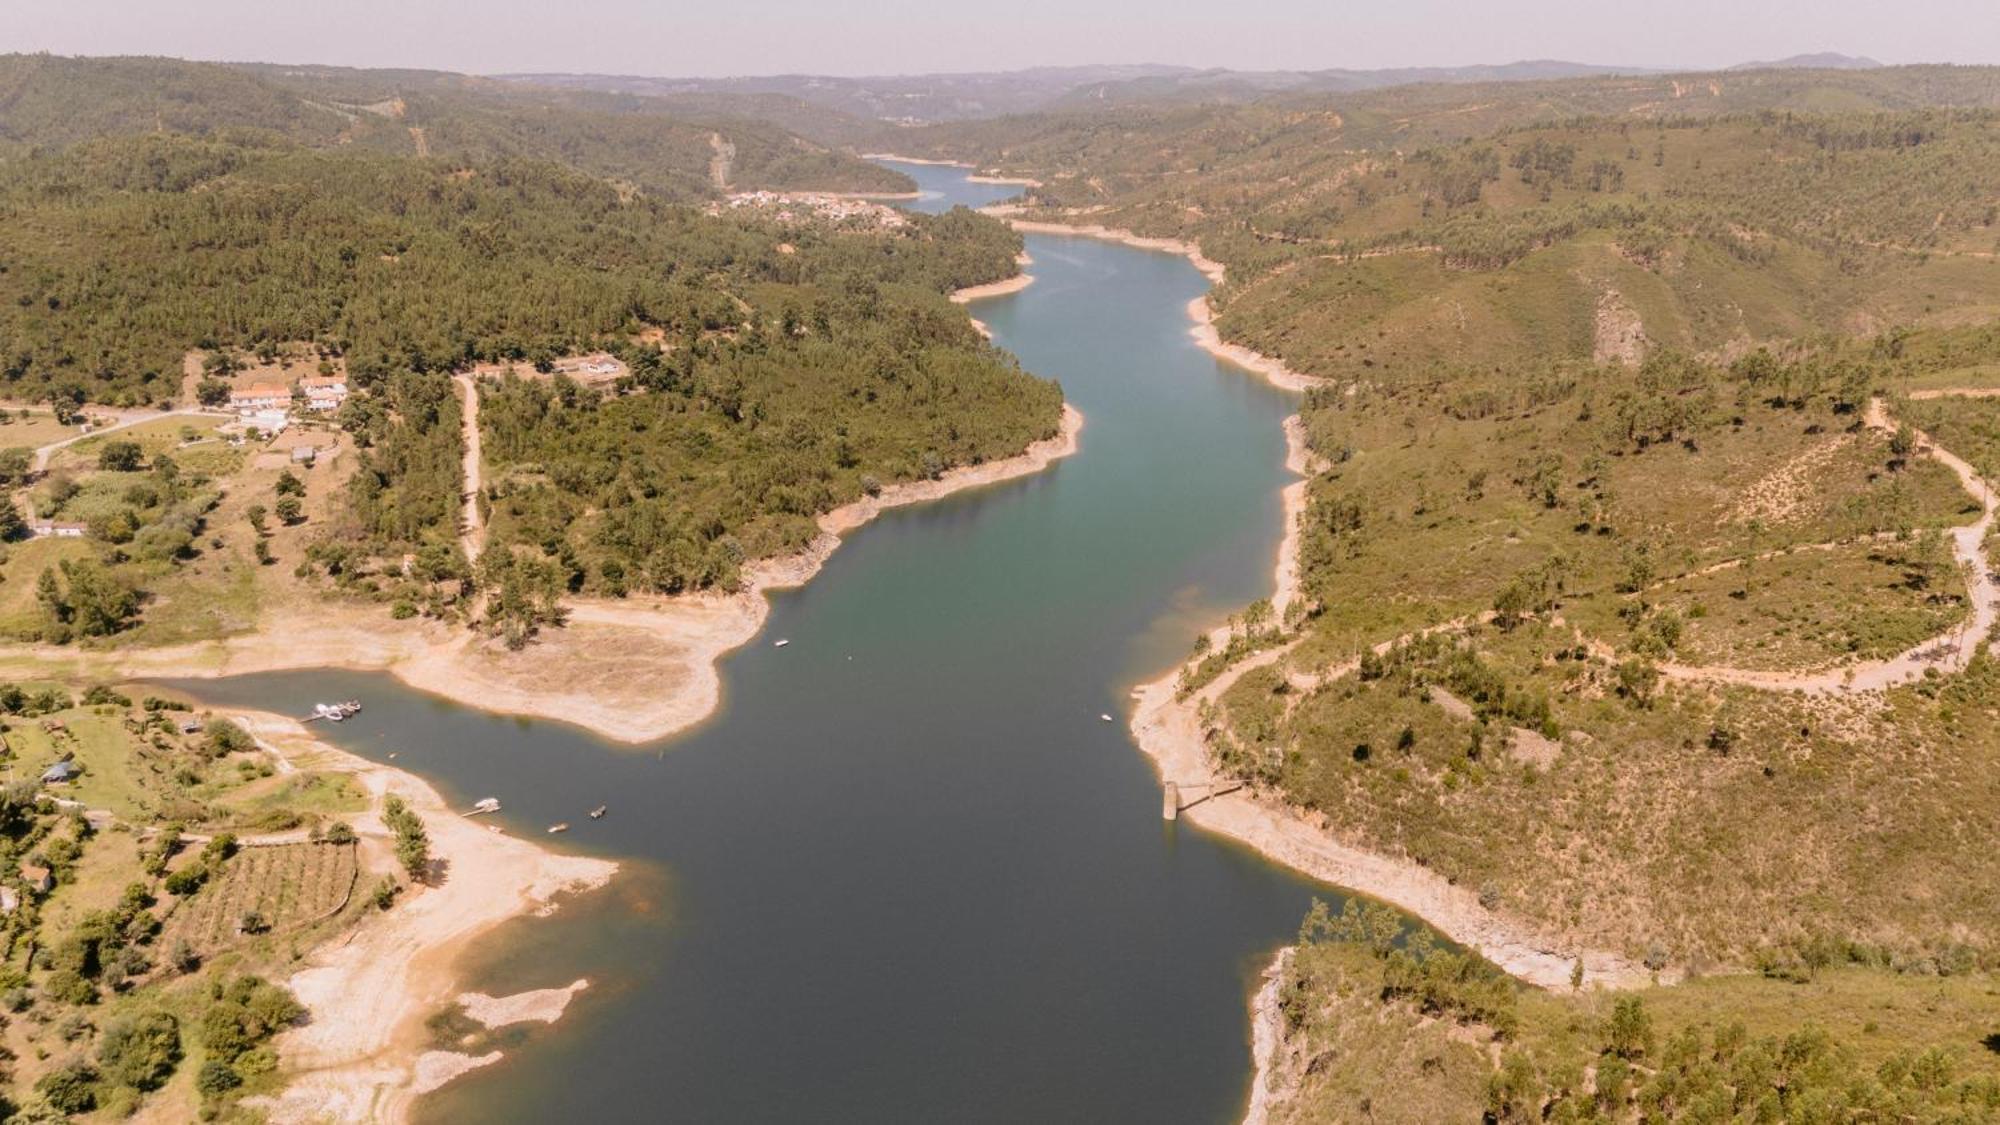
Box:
552;352;629;388
301;375;348;412
230;383;290;413
39;760;78;784
19;865;51;894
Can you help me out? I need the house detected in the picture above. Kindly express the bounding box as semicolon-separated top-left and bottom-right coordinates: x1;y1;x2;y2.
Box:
19;864;51;894
40;761;79;785
27;520;87;539
0;887;19;914
301;375;348;412
552;353;628;387
290;444;319;464
229;383;290;414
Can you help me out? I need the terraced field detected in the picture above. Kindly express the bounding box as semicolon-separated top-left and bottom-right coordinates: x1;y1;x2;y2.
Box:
161;840;357;954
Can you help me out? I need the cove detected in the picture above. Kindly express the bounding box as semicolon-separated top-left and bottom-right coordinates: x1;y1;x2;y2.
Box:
176;162;1340;1122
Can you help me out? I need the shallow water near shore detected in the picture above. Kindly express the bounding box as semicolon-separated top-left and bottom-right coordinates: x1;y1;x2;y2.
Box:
176;162;1341;1123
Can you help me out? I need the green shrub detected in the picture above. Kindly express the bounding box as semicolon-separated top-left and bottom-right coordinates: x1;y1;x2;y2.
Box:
34;1059;98;1113
97;1011;181;1091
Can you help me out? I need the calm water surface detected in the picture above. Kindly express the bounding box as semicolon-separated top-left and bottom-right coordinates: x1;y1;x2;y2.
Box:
177;162;1344;1123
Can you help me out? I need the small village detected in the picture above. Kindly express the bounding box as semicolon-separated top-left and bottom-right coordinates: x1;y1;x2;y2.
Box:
715;190;910;229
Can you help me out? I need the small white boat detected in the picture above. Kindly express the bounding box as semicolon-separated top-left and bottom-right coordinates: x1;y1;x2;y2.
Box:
589;805;607;819
774;639;790;648
468;798;501;816
1100;714;1114;722
312;700;363;722
547;823;569;835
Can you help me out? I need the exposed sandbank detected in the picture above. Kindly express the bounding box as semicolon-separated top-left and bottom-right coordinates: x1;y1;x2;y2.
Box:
859;153;964;165
951;251;1036;304
860;153;1042;187
1186;298;1321;395
1125;401;1645;989
24;402;1084;747
1127;569;1650;991
1003;219;1228;283
998;217;1319;392
457;979;590;1027
1242;948;1292;1125
11;262;1074;746
999;214;1651;989
224;712;616;1124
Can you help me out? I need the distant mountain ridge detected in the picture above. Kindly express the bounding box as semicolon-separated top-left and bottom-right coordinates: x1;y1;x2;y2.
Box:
504;56;1909;122
1730;51;1883;71
497;65;1199;123
503;61;1653;122
0;54;913;198
1049;59;1653;109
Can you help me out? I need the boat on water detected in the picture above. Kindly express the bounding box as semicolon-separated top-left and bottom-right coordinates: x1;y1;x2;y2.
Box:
311;700;363;722
1100;713;1114;722
589;805;607;819
468;798;501;816
547;823;569;834
774;639;790;648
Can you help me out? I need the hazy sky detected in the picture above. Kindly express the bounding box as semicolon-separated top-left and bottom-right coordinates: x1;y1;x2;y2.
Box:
5;0;1998;77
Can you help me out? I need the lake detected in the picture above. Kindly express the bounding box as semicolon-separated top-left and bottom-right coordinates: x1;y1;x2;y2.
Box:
179;160;1343;1123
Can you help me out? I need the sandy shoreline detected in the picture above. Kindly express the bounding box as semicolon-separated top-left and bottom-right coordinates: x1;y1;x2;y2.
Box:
998;216;1321;392
860;152;963;166
1186;297;1321;394
862;152;1043;187
12;401;1082;748
1242;948;1292;1125
999;214;1652;991
224;712;617;1124
1004;218;1228;283
951;251;1036;304
232;398;1077;1119
1125;506;1648;990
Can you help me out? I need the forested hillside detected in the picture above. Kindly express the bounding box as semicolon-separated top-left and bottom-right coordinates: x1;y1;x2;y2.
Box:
0;134;1009;402
906;63;2000;167
0;65;1058;647
911;83;2000;384
913;64;2000;1111
0;55;910;199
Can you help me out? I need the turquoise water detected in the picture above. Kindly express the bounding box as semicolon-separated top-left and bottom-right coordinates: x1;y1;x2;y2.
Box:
177;162;1342;1122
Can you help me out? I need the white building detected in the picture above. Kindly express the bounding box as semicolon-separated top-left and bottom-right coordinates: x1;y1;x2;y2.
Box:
229;383;289;414
301;375;349;412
